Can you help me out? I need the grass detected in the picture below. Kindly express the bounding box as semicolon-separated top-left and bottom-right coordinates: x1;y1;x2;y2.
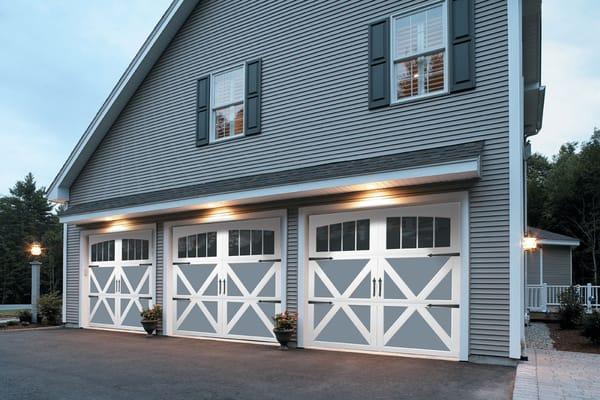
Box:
0;309;24;318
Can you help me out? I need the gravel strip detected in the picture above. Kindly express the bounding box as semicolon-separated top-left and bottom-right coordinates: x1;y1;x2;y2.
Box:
526;322;555;350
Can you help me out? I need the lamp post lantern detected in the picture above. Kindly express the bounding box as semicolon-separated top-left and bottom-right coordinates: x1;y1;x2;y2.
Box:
29;243;42;324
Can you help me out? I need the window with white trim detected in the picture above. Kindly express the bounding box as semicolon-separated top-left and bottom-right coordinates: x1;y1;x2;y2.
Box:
392;3;447;102
211;66;244;141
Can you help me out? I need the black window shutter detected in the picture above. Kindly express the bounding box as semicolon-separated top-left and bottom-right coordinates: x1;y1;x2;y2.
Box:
245;59;262;136
196;76;210;146
368;18;390;109
449;0;475;92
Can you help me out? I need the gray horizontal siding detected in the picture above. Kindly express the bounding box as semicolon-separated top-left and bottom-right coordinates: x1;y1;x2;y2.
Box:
526;250;541;285
286;208;298;314
66;224;80;325
542;246;572;285
66;0;510;357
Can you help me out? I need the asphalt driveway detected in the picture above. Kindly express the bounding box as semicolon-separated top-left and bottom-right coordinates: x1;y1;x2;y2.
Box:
0;329;515;400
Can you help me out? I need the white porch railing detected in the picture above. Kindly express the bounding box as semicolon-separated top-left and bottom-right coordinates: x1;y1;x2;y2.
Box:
527;283;600;313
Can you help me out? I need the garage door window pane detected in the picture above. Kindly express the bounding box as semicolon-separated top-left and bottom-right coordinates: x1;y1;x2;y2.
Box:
196;233;206;257
329;223;342;252
178;237;186;258
356;219;370;250
418;217;434;248
91;243;97;262
386;217;401;249
187;235;197;258
402;217;417;248
343;221;356;251
240;230;251;255
207;232;217;257
435;218;451;247
263;230;275;255
108;241;115;261
142;240;149;260
316;226;328;252
229;230;239;256
252;230;263;255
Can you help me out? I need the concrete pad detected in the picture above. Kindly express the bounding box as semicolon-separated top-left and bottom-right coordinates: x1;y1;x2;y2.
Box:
0;329;515;400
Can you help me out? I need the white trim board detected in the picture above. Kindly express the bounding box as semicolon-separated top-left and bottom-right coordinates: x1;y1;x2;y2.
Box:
508;0;525;360
60;158;480;224
538;239;580;247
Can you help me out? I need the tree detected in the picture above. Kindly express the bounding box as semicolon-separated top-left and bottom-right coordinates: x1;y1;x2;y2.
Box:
531;129;600;284
527;153;552;228
0;173;62;304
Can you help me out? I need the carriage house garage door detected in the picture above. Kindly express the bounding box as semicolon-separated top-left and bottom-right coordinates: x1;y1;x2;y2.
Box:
87;231;154;332
171;218;282;342
305;203;463;359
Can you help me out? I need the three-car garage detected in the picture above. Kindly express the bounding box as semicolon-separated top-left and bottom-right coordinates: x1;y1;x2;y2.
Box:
82;198;466;360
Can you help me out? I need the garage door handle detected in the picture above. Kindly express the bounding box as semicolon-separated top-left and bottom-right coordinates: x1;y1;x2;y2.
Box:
138;263;153;266
89;265;99;268
309;257;333;261
427;253;460;257
308;300;333;305
372;278;376;296
88;295;99;298
173;261;191;265
258;300;281;303
218;279;222;295
172;297;187;301
139;296;153;300
427;304;460;308
259;258;281;263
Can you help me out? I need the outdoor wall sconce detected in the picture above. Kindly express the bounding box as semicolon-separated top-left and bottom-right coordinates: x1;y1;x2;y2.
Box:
522;236;538;251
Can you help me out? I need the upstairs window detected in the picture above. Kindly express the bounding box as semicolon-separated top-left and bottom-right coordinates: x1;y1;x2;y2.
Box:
211;66;244;141
392;4;447;102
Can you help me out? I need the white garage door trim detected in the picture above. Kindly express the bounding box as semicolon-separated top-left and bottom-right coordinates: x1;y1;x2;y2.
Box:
79;223;156;332
163;209;287;342
297;192;469;361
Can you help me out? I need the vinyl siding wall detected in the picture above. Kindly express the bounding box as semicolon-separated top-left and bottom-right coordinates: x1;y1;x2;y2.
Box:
65;224;81;325
542;246;572;285
526;250;541;285
65;0;510;357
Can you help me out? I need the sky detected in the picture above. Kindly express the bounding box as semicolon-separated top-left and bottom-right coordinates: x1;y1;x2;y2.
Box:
0;1;598;195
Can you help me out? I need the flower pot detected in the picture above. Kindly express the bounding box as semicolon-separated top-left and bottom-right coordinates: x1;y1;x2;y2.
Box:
141;319;158;337
273;328;294;350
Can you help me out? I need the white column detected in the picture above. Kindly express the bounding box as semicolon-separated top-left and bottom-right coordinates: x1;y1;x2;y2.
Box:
30;261;41;323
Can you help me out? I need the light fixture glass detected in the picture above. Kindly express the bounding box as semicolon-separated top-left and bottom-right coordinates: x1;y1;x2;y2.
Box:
30;243;42;256
522;237;538;251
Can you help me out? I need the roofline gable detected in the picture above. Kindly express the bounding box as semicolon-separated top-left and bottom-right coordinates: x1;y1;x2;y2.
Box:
47;0;200;203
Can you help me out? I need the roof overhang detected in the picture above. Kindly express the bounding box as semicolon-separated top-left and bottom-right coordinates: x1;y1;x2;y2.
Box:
59;157;480;224
47;0;200;203
522;0;544;137
538;239;580;247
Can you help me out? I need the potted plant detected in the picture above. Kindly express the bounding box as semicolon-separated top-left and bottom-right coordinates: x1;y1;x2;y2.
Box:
272;310;297;350
17;310;32;323
140;304;162;337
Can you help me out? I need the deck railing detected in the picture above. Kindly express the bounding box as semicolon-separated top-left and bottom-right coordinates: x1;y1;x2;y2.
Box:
527;283;600;313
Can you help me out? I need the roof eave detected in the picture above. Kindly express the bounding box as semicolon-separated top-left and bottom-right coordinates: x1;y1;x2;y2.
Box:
47;0;200;203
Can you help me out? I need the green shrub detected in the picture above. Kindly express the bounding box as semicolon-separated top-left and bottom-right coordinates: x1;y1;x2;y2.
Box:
7;320;18;326
140;304;162;321
582;311;600;345
558;286;583;329
17;309;32;323
38;292;62;325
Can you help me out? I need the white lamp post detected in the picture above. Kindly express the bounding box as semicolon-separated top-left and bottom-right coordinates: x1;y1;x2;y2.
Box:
30;243;42;324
